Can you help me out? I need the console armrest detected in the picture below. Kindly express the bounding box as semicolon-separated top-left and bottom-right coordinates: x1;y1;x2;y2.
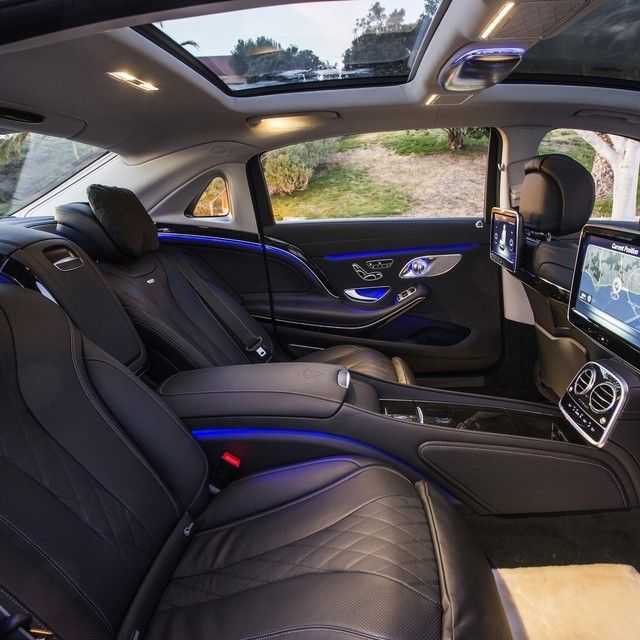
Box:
158;362;355;419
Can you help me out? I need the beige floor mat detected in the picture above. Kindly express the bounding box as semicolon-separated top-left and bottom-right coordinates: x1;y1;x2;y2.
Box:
494;564;640;640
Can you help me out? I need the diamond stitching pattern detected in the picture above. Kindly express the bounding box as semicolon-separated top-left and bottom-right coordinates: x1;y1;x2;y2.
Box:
161;494;440;610
0;410;156;575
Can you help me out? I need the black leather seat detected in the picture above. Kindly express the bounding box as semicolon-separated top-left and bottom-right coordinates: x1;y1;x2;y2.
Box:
519;153;596;399
0;285;510;640
54;185;416;385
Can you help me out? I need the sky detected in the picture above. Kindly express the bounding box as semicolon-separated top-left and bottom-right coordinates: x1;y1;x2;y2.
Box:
157;0;428;67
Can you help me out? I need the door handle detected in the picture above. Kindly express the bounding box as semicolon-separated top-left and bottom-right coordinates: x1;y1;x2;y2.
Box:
344;286;390;303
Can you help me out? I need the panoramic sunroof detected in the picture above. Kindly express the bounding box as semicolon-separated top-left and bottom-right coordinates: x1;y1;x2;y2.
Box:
513;0;640;90
152;0;443;95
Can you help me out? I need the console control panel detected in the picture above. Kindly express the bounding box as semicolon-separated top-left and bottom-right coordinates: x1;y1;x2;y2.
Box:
559;362;627;447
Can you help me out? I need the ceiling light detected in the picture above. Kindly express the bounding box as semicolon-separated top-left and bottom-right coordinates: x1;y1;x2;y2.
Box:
425;94;438;106
479;2;516;39
439;47;524;91
107;71;159;92
247;112;339;132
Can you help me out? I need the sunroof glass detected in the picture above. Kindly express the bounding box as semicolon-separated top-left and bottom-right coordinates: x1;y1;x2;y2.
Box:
514;0;640;88
154;0;442;94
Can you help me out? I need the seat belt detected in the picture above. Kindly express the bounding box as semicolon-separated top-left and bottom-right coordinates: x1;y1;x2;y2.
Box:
163;252;272;363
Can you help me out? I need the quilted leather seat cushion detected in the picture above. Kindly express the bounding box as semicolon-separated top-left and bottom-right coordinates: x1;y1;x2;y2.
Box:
299;345;416;385
147;457;442;639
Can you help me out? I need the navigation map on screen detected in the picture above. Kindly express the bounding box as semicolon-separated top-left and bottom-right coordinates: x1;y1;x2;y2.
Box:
575;235;640;347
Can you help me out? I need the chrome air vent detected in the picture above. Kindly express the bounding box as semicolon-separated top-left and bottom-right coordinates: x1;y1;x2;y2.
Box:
574;367;596;395
589;382;617;414
560;361;628;447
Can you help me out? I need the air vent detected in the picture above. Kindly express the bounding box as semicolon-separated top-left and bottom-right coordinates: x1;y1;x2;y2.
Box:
574;367;596;395
589;382;617;414
490;0;588;40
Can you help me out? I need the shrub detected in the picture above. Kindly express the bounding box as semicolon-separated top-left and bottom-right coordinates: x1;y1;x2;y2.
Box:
263;138;338;195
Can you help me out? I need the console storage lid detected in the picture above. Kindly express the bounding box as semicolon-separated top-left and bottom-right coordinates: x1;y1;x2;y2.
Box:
158;362;363;419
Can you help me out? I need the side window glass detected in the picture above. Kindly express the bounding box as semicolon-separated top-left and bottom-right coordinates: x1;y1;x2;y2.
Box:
0;132;104;216
262;129;489;222
539;129;640;220
191;176;231;217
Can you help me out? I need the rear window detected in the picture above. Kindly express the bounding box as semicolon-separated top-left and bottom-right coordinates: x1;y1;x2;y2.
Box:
0;133;105;216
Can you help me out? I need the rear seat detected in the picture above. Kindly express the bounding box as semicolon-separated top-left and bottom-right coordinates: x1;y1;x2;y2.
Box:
54;185;416;385
0;285;511;640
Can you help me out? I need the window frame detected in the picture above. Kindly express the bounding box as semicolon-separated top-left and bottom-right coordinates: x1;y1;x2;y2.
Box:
258;128;494;225
185;173;233;219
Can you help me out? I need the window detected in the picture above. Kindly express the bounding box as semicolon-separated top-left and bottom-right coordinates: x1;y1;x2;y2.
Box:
152;0;444;95
514;0;640;90
539;129;640;220
262;129;489;222
191;176;231;217
0;133;104;216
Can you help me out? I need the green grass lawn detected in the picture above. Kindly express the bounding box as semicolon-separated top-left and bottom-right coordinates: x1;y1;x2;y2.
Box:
336;130;488;157
539;129;596;171
379;129;488;156
271;164;413;221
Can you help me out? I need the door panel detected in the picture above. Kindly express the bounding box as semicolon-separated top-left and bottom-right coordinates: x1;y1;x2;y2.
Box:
262;217;502;375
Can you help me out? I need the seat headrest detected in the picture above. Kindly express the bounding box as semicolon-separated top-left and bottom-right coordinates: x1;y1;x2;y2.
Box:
55;187;159;262
55;202;128;262
87;185;159;258
520;154;595;236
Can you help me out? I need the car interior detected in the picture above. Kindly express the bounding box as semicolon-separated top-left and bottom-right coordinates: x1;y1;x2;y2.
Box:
1;0;640;638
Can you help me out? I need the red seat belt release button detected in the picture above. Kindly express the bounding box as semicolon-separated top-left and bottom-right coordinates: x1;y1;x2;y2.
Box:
210;451;242;494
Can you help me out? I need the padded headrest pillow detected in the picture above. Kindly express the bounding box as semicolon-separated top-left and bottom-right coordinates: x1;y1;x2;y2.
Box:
520;154;595;236
86;184;159;258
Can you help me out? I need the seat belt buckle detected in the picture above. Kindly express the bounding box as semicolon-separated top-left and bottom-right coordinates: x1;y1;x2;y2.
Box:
210;451;242;494
246;338;271;362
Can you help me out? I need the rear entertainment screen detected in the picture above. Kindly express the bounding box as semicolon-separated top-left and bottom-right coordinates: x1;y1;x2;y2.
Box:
490;208;522;272
570;225;640;369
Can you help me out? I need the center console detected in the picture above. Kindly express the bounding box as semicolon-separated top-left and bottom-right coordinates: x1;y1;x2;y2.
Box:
381;399;576;442
158;361;381;418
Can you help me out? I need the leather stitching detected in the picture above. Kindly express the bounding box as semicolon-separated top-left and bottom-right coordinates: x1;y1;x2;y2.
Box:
0;515;113;635
195;465;412;535
68;323;181;518
85;355;210;512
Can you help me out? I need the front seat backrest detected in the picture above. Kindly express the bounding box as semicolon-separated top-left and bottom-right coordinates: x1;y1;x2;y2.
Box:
0;286;209;639
519;153;595;400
